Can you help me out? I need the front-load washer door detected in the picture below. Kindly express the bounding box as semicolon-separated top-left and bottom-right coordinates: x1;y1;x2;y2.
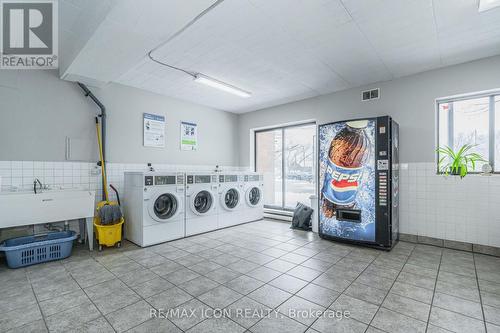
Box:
221;187;240;211
246;186;262;207
148;192;180;222
191;190;214;216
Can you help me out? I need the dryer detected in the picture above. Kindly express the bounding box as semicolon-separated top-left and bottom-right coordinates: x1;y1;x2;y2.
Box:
124;172;185;247
242;173;264;223
185;172;218;236
217;173;244;228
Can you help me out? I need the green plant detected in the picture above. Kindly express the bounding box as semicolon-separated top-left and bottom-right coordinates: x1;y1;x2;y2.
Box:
436;144;486;178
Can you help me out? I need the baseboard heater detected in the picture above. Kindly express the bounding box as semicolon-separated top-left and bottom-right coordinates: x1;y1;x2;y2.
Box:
264;208;293;222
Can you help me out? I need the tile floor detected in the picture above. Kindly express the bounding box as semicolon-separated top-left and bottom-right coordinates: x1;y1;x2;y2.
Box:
1;219;500;333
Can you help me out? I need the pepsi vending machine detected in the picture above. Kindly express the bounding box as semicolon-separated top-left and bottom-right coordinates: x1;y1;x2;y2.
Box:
318;116;399;250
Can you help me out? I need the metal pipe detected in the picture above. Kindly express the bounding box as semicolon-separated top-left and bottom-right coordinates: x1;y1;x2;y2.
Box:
77;82;107;200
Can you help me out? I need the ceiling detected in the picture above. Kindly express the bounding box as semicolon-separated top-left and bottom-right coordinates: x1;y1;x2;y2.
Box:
60;0;500;113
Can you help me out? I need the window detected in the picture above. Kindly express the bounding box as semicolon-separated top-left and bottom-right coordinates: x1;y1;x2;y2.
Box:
437;91;499;172
255;123;315;210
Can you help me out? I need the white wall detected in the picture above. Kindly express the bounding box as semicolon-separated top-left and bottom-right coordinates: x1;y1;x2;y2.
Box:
237;55;500;248
0;70;239;167
238;55;500;166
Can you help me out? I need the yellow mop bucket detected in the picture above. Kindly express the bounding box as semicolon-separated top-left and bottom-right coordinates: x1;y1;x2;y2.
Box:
94;201;124;251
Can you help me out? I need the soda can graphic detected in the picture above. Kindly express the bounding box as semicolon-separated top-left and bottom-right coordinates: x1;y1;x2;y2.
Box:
322;159;362;205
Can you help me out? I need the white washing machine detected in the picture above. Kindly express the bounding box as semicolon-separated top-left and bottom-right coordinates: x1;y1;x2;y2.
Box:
185;172;218;236
242;173;264;223
124;172;185;247
217;173;244;228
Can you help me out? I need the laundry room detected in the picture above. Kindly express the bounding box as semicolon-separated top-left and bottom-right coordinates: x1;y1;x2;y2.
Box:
1;1;500;333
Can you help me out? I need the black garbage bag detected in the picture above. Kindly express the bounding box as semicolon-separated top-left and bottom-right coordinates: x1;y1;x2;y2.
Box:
291;202;313;231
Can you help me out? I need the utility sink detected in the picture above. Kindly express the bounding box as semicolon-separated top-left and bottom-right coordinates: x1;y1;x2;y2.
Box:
0;189;96;250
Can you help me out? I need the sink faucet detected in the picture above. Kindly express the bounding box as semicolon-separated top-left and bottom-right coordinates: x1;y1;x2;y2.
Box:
34;178;43;194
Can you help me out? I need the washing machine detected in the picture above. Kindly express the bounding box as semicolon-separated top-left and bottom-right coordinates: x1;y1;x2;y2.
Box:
185;172;218;236
217;173;244;228
242;173;264;223
124;172;185;247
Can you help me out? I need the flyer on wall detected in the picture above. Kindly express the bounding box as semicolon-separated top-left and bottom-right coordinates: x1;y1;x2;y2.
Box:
180;121;197;151
143;113;165;148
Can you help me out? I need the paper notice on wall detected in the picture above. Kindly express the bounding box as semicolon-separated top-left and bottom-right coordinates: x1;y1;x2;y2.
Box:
180;121;197;151
143;113;165;148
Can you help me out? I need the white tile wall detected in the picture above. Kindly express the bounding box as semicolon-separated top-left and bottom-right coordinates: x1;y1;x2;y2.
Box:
2;160;499;248
399;162;500;248
0;161;247;203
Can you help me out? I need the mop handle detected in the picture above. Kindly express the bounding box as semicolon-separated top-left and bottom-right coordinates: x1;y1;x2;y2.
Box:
96;117;109;202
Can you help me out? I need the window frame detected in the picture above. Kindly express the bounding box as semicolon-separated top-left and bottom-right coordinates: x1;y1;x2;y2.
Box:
436;90;499;174
254;121;316;211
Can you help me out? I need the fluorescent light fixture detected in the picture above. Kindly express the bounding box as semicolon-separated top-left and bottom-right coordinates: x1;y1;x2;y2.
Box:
478;0;500;12
194;74;251;98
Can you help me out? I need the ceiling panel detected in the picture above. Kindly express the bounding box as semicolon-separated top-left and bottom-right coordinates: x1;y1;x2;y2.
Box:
60;0;500;113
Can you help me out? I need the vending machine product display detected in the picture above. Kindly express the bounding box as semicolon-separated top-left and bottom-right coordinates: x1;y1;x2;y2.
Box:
318;116;399;249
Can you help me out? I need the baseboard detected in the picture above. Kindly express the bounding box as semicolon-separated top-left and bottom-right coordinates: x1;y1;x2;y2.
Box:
399;233;500;257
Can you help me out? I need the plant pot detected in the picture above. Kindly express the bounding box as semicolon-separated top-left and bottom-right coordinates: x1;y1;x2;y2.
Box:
449;166;463;177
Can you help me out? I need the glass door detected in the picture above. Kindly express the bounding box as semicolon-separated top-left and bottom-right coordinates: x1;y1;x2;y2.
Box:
255;123;315;210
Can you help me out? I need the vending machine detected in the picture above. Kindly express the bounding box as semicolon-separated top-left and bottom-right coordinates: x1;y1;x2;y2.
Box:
318;116;399;250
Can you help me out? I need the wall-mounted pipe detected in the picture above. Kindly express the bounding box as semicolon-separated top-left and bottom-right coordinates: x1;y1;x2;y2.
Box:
77;82;107;200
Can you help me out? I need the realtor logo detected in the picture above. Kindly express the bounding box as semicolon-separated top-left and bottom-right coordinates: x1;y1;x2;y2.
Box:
1;0;58;69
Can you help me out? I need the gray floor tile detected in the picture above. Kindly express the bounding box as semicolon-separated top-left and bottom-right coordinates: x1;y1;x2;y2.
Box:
188;261;223;275
92;287;141;315
131;276;175;298
0;289;37;313
312;272;351;293
435;280;480;302
401;263;438;279
146;286;193;310
168;298;212;331
0;303;42;332
478;279;500;296
119;269;158;287
433;292;483;320
264;259;297;273
226;296;271;328
198;285;243;309
296;283;340;307
204;267;241;284
331;294;379;324
164;267;201;285
224;275;265;295
226;259;261;274
269;274;308;294
246;266;282;283
371;307;426;333
344;282;388;305
4;319;47;333
187;317;245;333
45;301;100;333
83;279;129;300
178;276;219;296
149;260;183;276
396;271;436;290
126;318;182;333
486;323;500;333
484;304;500;326
39;289;89;317
248;284;292;309
382;293;430;322
105;300;152;333
356;271;395;292
312;315;367;333
429;306;485;333
277;296;325;325
300;258;334;272
287;265;323;282
390;281;434;304
250;314;308;333
481;291;500;309
64;316;114;333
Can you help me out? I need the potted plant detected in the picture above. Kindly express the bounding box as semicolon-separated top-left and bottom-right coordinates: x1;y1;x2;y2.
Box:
436;144;486;178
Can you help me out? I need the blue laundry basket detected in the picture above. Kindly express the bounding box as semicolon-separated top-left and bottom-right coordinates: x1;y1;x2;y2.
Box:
0;231;78;268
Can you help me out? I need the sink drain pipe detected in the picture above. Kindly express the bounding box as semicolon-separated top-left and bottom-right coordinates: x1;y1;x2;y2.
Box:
77;82;107;201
